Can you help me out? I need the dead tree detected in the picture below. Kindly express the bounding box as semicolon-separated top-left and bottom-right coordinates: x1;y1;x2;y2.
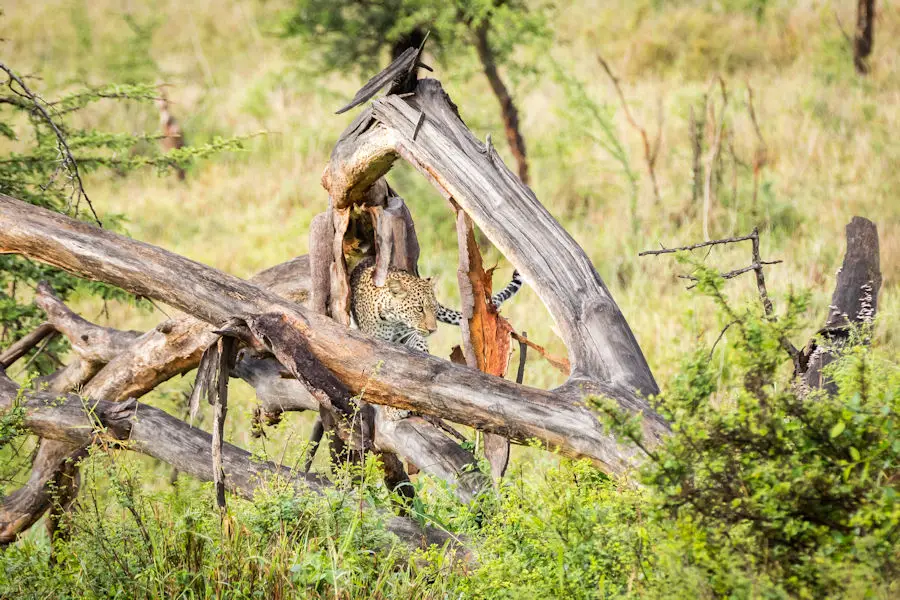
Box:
799;217;881;391
0;50;883;558
0;59;672;550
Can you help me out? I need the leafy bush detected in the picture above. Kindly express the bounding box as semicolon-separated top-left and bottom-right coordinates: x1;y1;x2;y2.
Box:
597;261;900;598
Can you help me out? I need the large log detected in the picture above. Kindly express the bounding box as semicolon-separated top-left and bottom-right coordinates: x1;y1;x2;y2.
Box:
0;372;456;551
0;193;664;470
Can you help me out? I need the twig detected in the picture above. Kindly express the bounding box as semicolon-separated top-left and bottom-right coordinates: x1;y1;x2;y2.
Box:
678;260;783;289
510;330;569;374
709;320;739;360
597;54;663;206
833;10;853;46
12;333;55;376
638;232;756;256
0;62;102;226
516;331;528;384
640;227;800;362
412;110;426;141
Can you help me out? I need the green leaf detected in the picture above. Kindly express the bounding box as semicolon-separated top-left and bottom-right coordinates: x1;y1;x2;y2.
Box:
849;447;860;461
830;421;846;439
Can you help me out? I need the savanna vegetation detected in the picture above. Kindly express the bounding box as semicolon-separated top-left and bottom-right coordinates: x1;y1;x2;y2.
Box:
1;0;898;598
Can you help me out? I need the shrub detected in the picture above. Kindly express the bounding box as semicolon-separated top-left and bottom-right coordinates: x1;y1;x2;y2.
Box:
597;262;900;598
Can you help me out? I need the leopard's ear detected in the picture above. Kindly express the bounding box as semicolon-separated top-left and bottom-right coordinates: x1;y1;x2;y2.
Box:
425;276;437;288
387;278;407;296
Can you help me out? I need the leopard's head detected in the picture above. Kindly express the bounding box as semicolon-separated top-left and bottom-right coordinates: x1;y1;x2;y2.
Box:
379;271;438;336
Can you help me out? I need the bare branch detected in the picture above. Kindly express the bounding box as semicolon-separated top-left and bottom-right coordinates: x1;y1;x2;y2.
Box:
0;323;57;369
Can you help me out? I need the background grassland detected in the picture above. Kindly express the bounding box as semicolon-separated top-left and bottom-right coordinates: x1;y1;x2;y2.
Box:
2;0;899;577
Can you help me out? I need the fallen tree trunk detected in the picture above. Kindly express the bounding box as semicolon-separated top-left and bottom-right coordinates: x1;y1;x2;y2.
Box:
0;372;458;551
0;193;665;470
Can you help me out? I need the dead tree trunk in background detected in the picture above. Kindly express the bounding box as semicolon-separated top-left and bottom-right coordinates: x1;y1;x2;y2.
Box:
854;0;876;75
800;217;881;391
472;22;530;185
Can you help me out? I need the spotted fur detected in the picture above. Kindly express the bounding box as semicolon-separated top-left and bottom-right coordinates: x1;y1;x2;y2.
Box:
350;258;437;355
350;260;524;354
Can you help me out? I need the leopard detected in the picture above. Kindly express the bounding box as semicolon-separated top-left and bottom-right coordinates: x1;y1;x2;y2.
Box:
349;257;523;421
349;257;523;354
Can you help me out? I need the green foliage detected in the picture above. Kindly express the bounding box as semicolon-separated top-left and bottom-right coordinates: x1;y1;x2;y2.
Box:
0;65;239;373
0;450;457;599
461;459;648;599
596;266;900;598
281;0;551;78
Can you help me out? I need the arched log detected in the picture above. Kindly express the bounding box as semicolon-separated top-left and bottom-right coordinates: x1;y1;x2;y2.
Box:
323;78;659;397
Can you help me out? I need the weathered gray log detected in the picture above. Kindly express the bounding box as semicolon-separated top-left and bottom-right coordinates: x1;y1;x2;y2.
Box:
323;78;659;398
234;355;319;414
0;193;660;470
0;372;455;551
81;256;311;403
35;281;142;362
802;217;881;391
375;413;488;503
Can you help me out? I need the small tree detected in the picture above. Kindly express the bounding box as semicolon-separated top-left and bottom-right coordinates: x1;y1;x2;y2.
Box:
282;0;550;184
0;62;238;373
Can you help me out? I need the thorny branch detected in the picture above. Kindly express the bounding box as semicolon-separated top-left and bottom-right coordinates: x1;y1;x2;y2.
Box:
640;227;800;362
0;61;102;226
